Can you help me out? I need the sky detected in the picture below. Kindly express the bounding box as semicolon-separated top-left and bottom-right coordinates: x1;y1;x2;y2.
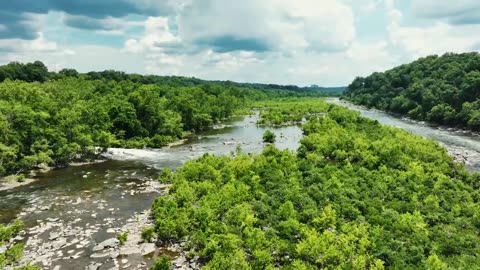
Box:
0;0;479;86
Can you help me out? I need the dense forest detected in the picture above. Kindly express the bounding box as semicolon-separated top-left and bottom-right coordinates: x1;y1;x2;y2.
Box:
151;100;480;269
344;52;480;130
0;61;331;177
0;61;343;96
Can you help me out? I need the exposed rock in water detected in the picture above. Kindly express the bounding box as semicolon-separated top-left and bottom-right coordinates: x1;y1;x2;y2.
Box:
92;238;119;252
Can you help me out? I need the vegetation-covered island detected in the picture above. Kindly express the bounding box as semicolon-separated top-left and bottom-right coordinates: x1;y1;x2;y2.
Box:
151;100;480;269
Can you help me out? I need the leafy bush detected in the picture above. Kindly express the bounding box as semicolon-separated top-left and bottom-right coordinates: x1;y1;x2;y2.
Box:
151;255;171;270
262;130;276;143
16;174;25;182
117;232;128;246
141;226;155;243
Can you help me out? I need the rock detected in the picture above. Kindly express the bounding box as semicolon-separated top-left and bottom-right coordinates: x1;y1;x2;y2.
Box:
83;175;88;178
52;238;67;249
49;232;60;240
175;256;186;267
141;243;156;255
123;264;131;269
90;252;111;258
119;247;141;255
109;251;119;259
87;263;101;270
53;266;61;270
92;238;118;251
121;259;128;264
106;228;115;233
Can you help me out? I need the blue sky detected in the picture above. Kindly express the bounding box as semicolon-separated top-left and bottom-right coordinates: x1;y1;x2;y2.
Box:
0;0;479;86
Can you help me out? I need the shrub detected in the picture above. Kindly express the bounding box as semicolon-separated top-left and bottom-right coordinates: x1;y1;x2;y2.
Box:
262;130;276;143
151;255;171;270
141;226;155;243
117;232;128;246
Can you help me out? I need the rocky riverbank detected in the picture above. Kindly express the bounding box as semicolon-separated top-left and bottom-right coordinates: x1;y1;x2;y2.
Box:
5;174;169;270
445;144;480;171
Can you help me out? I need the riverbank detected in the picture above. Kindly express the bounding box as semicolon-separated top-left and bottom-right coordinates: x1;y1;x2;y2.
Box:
328;98;480;172
0;177;37;192
0;160;108;192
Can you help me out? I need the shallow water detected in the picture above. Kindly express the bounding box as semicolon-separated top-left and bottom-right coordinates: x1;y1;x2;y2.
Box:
4;101;480;269
0;114;303;269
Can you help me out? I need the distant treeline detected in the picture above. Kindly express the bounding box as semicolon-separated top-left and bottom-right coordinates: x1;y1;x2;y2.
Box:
344;52;480;130
0;61;344;96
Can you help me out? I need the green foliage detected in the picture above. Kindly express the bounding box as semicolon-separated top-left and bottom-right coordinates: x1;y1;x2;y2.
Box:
0;220;39;269
345;52;480;130
0;220;23;244
151;100;480;269
255;98;329;125
151;255;171;270
141;226;155;243
0;62;328;176
262;130;276;143
16;174;25;182
117;232;128;246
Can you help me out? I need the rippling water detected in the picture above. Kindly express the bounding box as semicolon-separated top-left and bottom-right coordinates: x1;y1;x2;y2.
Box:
0;114;303;269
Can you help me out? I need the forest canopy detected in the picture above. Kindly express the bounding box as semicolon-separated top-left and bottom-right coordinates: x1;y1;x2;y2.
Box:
0;61;330;177
344;52;480;130
151;100;480;269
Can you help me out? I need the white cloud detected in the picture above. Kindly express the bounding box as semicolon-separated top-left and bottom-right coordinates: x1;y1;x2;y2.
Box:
389;22;480;58
0;32;59;53
124;17;181;53
386;2;480;60
23;32;57;52
178;0;355;52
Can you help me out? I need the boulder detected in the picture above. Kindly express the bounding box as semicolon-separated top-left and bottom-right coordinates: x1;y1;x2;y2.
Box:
141;243;156;255
92;238;118;252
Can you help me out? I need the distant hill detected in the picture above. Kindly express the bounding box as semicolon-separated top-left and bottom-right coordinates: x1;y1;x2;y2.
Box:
0;61;344;96
344;52;480;130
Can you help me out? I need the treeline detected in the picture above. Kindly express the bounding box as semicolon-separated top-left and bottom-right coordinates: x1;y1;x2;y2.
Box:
254;98;329;125
151;100;480;269
0;62;325;176
0;61;342;96
344;52;480;130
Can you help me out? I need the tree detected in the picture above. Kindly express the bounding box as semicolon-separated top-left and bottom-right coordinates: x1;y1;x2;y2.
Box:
263;130;276;143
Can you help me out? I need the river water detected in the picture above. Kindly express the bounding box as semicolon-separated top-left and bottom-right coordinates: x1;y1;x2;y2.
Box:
0;113;302;269
2;100;480;269
327;98;480;172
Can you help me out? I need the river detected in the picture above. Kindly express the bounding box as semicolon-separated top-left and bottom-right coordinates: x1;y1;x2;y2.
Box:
2;100;480;269
327;98;480;172
0;113;302;270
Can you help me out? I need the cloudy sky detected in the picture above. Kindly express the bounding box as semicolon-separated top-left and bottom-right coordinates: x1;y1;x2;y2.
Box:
0;0;478;86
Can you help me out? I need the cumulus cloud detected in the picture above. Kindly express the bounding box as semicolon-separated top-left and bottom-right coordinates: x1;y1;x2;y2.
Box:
412;0;480;25
124;17;181;53
178;0;355;53
0;0;180;40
